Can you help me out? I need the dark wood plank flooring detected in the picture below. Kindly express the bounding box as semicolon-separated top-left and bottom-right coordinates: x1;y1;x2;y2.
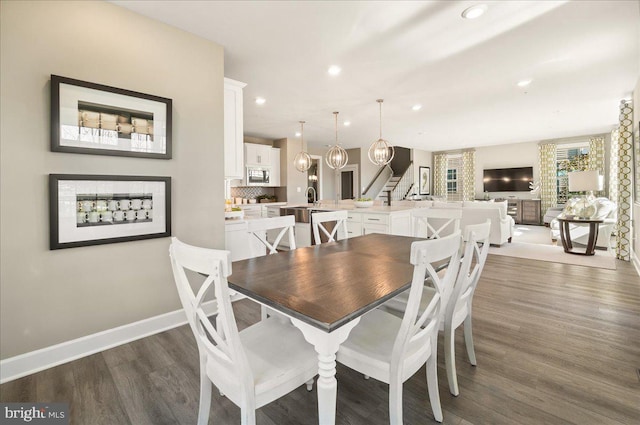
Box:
2;255;639;424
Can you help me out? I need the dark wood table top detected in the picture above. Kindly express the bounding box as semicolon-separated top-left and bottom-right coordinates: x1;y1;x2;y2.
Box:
556;216;604;224
228;233;426;332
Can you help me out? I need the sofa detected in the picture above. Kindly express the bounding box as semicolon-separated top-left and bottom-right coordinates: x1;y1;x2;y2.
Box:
549;197;617;250
429;200;514;246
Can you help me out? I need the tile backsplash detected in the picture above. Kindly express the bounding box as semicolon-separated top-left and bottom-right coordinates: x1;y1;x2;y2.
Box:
230;187;275;200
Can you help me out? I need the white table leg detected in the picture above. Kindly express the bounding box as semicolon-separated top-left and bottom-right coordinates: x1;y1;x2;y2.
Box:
291;318;360;425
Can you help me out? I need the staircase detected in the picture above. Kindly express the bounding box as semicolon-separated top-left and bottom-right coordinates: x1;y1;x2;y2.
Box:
376;175;402;205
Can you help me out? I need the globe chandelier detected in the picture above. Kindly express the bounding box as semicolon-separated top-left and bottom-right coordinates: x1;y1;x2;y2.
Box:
325;111;348;170
368;99;395;166
293;120;312;173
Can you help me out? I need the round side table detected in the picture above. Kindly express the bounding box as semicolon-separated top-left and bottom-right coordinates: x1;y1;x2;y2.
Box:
556;217;604;256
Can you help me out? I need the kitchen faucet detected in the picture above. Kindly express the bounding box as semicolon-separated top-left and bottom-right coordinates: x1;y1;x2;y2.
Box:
306;186;317;205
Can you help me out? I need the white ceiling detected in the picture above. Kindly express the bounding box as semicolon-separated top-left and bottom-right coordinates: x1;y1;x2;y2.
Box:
113;0;639;152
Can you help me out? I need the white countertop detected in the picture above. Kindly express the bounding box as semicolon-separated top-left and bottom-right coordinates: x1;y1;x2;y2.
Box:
283;203;418;214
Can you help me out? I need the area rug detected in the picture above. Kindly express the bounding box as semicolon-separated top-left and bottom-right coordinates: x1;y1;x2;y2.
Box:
489;240;617;270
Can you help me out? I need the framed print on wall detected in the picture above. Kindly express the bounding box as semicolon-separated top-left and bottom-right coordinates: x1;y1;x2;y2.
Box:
49;174;171;250
51;75;172;159
419;166;431;195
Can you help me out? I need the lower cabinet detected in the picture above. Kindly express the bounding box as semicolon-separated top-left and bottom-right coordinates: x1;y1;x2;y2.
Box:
345;211;411;238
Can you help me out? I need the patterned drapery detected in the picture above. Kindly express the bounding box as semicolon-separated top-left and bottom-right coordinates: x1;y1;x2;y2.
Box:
461;150;476;201
538;143;557;215
616;100;633;261
609;129;619;214
588;136;606;197
433;153;447;197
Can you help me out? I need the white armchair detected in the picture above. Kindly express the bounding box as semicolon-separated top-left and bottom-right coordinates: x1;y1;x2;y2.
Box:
550;198;617;250
461;201;514;246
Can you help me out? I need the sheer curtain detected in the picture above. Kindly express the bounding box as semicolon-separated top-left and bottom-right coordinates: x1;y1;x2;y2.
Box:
538;143;557;216
616;100;633;261
433;153;447;198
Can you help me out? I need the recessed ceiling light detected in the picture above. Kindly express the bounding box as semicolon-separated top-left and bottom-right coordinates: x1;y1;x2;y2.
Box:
255;97;266;105
461;4;487;19
343;121;351;127
328;65;341;76
517;79;532;87
295;132;302;137
412;104;422;111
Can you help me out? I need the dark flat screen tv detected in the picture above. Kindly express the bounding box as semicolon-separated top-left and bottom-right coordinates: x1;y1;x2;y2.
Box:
483;167;533;192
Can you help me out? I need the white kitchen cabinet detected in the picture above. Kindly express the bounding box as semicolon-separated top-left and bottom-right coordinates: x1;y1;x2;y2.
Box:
224;78;247;179
344;210;412;237
245;143;272;166
225;221;265;262
270;147;281;186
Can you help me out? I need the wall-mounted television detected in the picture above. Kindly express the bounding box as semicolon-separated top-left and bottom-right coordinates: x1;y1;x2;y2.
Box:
483;167;533;192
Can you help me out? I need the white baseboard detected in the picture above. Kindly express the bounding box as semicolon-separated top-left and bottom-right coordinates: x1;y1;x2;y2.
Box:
0;301;218;384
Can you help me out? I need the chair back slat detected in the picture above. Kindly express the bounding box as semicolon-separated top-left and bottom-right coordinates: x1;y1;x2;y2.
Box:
312;210;348;243
169;238;253;393
247;215;296;254
446;221;491;320
391;231;462;372
412;208;462;239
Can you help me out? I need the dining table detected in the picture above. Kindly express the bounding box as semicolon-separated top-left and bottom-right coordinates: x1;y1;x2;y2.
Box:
227;233;426;425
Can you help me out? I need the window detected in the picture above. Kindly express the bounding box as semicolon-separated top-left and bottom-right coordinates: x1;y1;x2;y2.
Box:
556;143;589;204
447;168;458;194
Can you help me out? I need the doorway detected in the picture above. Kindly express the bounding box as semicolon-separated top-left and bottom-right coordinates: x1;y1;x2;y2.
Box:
308;155;323;203
337;164;359;200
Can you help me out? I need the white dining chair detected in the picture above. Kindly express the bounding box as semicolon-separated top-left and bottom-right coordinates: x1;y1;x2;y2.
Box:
169;238;317;425
381;220;491;396
246;215;296;255
337;231;463;424
311;210;348;244
411;208;462;239
247;215;296;320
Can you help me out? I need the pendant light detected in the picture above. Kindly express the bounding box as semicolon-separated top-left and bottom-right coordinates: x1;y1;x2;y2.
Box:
325;111;348;170
368;99;395;166
293;121;312;172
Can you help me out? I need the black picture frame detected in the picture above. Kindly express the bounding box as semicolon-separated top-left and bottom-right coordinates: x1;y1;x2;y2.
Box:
51;75;172;159
49;174;171;250
419;166;431;195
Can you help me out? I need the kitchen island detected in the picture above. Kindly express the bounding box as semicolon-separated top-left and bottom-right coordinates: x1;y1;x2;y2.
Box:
225;203;425;261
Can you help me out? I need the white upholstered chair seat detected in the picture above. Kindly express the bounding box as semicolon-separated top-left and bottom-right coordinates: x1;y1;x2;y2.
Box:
338;309;434;382
206;318;318;409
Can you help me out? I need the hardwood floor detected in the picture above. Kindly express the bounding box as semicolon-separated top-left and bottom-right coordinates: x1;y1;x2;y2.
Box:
2;255;639;424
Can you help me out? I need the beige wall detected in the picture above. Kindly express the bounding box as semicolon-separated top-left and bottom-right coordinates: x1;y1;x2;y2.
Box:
412;148;433;196
275;138;308;204
0;1;225;359
309;147;336;202
474;142;540;199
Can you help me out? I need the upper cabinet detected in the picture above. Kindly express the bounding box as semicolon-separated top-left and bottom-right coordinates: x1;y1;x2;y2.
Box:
245;143;272;166
224;78;247;179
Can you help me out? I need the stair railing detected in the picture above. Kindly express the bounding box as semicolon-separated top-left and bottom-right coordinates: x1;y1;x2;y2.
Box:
390;162;414;204
362;164;393;198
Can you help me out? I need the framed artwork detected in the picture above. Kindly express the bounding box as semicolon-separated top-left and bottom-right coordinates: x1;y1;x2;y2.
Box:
419;166;431;195
51;75;172;159
49;174;171;250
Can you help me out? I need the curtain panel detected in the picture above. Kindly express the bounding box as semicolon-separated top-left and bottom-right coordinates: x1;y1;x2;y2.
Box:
616;100;633;261
538;143;557;216
588;136;606;198
433;153;447;197
461;150;476;201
